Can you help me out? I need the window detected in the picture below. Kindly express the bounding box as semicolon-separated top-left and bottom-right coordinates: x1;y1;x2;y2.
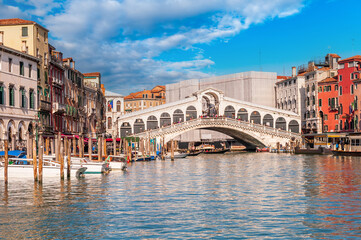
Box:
307;85;310;92
312;96;315;105
335;125;338;131
335;114;338;120
37;68;40;79
312;84;315;92
116;101;121;112
339;75;342;81
22;27;28;37
29;89;34;109
340;104;343;114
324;114;328;120
324;125;328;132
108;117;112;129
28;64;32;78
0;85;3;105
340;86;342;96
20;61;24;76
335;85;338;91
351;73;355;80
20;87;26;108
318;86;322;92
349;62;355;68
339;63;344;69
319;99;322;107
0;31;3;44
351;84;354;94
9;85;14;106
8;58;12;72
306;97;310;106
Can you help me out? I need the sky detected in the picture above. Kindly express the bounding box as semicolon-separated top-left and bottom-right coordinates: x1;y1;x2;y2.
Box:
1;0;361;95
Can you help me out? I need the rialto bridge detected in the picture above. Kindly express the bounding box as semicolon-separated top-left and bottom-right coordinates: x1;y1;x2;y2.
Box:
116;88;302;149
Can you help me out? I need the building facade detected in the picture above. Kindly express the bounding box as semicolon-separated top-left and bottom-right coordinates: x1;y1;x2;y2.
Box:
0;44;38;150
0;18;51;135
337;55;361;131
124;85;165;113
318;76;339;132
105;90;124;137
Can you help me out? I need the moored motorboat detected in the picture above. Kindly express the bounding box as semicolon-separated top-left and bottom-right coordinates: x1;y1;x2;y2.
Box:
202;148;229;154
331;150;361;156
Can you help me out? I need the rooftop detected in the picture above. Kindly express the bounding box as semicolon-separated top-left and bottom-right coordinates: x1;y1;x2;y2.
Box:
319;76;338;84
0;18;49;31
105;90;123;97
339;55;361;63
84;72;101;77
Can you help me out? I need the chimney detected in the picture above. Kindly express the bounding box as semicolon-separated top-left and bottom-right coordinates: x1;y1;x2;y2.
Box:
292;67;296;77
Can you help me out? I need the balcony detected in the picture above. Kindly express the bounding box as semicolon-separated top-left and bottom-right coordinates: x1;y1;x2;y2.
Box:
53;102;66;114
39;101;51;112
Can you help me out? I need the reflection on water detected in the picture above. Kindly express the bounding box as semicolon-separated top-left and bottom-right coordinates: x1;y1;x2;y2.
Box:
1;153;361;239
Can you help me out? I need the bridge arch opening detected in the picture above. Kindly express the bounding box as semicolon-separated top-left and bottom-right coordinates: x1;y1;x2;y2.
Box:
289;120;299;133
237;108;248;121
263;114;274;127
147;115;158;130
224;105;235;118
173;109;184;123
120;122;132;137
160;112;171;127
186;106;197;121
275;117;287;130
250;111;261;124
201;91;219;117
134;119;145;134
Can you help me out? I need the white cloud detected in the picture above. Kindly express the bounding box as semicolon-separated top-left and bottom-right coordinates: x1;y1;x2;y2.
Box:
6;0;305;94
0;0;25;18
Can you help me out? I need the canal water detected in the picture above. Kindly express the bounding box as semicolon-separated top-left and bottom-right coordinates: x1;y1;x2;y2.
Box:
1;153;361;239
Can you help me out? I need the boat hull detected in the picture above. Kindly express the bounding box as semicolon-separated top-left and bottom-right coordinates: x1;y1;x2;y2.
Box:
332;150;361;156
202;149;229;154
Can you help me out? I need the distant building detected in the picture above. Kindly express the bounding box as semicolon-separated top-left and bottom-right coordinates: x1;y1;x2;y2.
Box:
105;90;124;137
166;71;278;142
0;44;39;150
124;85;165;113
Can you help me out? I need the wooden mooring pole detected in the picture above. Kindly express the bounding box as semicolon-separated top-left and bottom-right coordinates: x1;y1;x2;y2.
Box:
171;140;174;161
4;140;8;184
67;137;71;179
60;134;64;180
33;136;38;182
38;135;43;184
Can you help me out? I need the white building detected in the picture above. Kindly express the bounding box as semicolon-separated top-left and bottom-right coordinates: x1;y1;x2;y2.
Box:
166;71;279;142
105;90;124;137
0;44;38;150
275;67;306;116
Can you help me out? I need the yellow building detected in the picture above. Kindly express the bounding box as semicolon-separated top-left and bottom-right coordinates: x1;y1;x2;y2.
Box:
124;85;165;112
0;18;51;134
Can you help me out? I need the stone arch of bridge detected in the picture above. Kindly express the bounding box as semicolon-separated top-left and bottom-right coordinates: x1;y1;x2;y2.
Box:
161;125;273;150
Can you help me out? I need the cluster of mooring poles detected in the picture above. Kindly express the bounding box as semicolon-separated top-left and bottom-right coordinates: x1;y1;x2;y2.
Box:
3;133;178;185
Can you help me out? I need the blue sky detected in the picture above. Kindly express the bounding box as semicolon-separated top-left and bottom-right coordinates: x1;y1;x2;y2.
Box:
1;0;360;95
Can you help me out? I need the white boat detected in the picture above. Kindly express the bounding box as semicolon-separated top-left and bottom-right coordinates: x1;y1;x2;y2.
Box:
164;153;188;159
0;158;85;181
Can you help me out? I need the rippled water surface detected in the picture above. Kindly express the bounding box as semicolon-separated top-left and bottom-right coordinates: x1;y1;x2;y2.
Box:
1;153;361;239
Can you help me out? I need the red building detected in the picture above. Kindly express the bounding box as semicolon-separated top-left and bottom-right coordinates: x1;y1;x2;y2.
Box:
318;76;339;132
337;55;361;131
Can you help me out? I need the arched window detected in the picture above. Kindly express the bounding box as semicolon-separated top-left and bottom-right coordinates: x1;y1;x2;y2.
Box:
263;114;274;127
173;109;184;123
275;117;286;130
250;111;261;124
237;108;248;121
186;106;197;121
224;106;235;118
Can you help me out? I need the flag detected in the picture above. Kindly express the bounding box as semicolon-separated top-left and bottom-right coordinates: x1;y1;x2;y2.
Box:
108;99;113;109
